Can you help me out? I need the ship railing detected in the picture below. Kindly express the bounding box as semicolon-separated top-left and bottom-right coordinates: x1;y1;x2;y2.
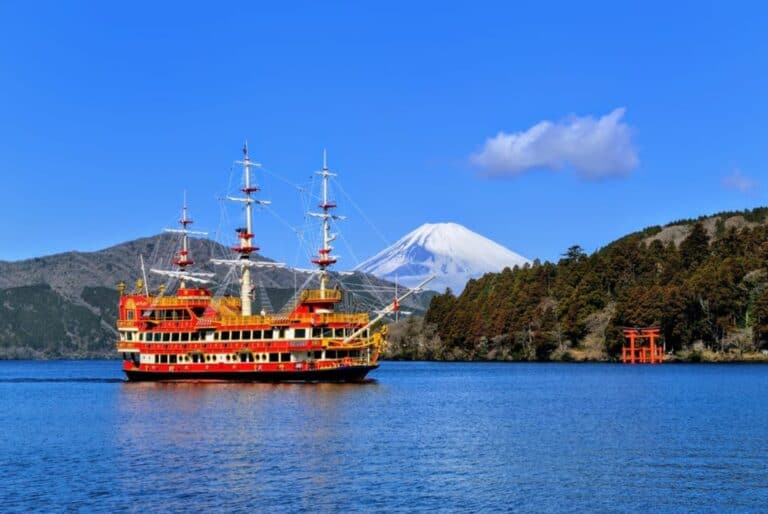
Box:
215;312;369;327
145;296;211;307
210;297;241;309
300;289;342;302
323;337;373;349
314;313;369;324
320;356;376;368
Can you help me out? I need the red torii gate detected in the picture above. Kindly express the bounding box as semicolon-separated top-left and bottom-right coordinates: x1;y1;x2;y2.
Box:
621;327;664;364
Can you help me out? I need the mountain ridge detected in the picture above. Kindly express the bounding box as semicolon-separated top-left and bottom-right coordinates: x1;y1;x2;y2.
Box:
0;233;434;359
355;222;530;293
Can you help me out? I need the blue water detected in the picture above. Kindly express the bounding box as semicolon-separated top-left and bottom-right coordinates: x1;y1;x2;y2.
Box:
1;361;768;513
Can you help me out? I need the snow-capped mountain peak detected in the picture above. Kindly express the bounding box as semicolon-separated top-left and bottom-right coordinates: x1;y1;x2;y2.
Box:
354;222;530;293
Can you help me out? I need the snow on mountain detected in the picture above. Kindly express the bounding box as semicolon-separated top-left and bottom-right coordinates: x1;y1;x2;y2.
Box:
354;222;531;293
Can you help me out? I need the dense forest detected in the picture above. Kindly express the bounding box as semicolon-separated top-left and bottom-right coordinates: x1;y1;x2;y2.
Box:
385;208;768;362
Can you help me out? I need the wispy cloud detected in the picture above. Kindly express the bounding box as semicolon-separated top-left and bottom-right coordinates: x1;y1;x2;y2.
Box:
722;168;757;194
470;108;638;180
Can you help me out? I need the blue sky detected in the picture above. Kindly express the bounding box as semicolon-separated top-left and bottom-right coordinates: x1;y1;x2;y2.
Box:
0;1;765;268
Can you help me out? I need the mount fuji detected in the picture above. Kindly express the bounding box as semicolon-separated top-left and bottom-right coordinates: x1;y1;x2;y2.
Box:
355;222;530;294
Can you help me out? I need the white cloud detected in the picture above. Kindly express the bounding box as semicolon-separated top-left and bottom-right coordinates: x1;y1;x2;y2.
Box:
722;169;757;193
470;108;639;179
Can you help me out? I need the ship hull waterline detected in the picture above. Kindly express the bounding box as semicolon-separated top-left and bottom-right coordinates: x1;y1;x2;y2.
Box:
124;364;378;383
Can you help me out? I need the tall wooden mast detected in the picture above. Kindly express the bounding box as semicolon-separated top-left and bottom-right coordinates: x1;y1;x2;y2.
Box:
174;193;194;288
230;142;263;315
309;151;344;296
149;193;213;288
211;143;285;316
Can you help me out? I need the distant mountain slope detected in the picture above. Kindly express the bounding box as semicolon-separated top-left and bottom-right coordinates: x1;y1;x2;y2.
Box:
355;222;530;293
0;233;433;359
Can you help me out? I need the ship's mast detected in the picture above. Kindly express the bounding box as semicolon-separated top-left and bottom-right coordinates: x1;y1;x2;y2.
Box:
175;192;194;289
149;194;213;289
310;151;342;296
231;142;264;316
210;143;283;314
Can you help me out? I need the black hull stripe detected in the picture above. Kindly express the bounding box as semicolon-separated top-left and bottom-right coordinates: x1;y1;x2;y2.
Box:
124;365;378;382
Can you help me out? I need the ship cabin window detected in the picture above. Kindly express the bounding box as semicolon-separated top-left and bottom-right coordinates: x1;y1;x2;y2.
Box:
334;328;344;338
169;355;177;364
323;328;333;338
221;331;230;341
253;330;262;340
269;353;279;362
154;333;162;342
241;330;251;340
326;350;337;359
231;331;240;340
281;352;291;362
171;333;180;342
312;328;322;338
263;330;273;340
239;353;254;363
314;351;322;359
181;332;189;342
191;332;200;341
159;355;168;364
161;333;170;342
126;332;134;341
127;311;134;320
159;309;190;321
294;328;306;339
349;350;360;358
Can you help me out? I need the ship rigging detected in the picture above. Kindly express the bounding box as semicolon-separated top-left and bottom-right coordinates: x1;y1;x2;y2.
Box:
116;144;431;381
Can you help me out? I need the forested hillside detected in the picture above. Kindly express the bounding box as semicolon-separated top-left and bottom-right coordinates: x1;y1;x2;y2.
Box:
386;208;768;362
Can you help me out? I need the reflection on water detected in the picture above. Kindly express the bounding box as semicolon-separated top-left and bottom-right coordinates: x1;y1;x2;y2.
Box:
114;380;387;509
2;361;768;512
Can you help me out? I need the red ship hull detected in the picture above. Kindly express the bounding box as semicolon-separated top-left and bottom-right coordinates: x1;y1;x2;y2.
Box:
125;364;378;382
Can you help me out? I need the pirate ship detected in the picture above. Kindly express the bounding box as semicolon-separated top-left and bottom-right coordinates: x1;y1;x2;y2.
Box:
116;145;427;381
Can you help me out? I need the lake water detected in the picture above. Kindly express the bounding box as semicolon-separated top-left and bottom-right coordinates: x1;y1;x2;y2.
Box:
1;361;767;513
